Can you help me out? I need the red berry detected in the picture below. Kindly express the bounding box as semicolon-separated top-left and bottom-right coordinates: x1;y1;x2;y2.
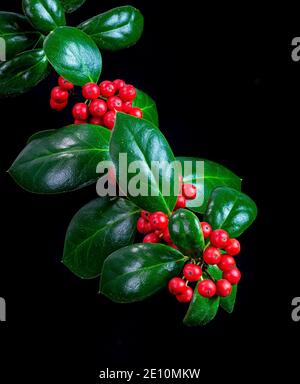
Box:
119;84;136;101
168;242;178;250
122;101;132;113
178;174;183;188
201;222;212;239
218;255;236;272
216;279;232;297
223;267;241;284
107;96;123;111
74;119;87;124
143;232;160;243
176;286;193;303
162;227;171;243
203;247;222;265
89;117;103;125
198;279;216;298
183;264;202;282
141;210;150;221
149;212;168;231
89;99;107;117
50;98;67;111
210;229;229;248
182;184;197;200
175;195;186;209
225;239;241;256
168;277;186;295
58;76;74;90
129;107;143;118
72;102;89;120
51;86;69;103
82;82;100;100
103;110;116;130
100;81;117;97
113;79;125;89
137;217;152;235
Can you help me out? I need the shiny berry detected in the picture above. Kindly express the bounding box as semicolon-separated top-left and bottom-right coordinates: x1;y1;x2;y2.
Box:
198;279;216;298
103;110;116;130
72;103;89;120
89;99;107;117
141;210;151;220
216;279;232;297
175;195;186;209
203;247;222;265
143;232;160;243
176;286;194;303
149;212;168;231
225;239;241;256
218;255;236;272
89;117;103;125
107;96;123;111
137;217;152;234
113;79;125;89
129;107;143;118
51;86;69;103
210;229;229;248
183;264;202;282
82;82;100;99
223;268;241;284
122;101;132;113
182;184;197;200
119;84;136;101
74;119;87;124
168;277;186;295
162;227;171;243
201;222;212;239
100;81;117;97
50;99;67;111
58;76;74;90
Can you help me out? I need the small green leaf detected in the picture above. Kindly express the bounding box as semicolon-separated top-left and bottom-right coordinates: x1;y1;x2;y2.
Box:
133;89;159;126
78;6;144;51
177;157;242;214
63;197;140;279
0;12;41;60
0;49;50;97
169;209;205;254
22;0;66;34
43;26;102;86
9;124;110;193
221;284;237;313
110;113;178;215
60;0;86;13
100;243;186;303
204;187;257;237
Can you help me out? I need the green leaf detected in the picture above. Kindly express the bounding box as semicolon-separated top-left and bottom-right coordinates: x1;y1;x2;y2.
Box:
27;129;55;143
169;209;205;254
43;26;102;86
78;6;144;51
204;187;257;237
0;12;41;60
110;113;178;215
22;0;66;34
100;243;186;303
9;124;110;193
183;282;220;326
63;197;140;279
177;157;242;214
133;89;159;126
60;0;86;13
0;49;50;97
221;284;237;313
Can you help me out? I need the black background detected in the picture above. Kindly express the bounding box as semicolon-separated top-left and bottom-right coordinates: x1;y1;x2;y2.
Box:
1;0;299;382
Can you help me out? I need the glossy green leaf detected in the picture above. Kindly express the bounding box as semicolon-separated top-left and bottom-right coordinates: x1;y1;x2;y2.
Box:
27;129;55;143
100;243;186;303
183;282;220;326
177;157;242;214
110;113;178;215
0;49;50;97
43;26;102;86
133;89;159;126
0;12;41;60
60;0;86;13
9;124;111;193
221;284;237;313
63;197;140;279
204;187;257;237
78;6;144;51
169;209;205;254
22;0;66;34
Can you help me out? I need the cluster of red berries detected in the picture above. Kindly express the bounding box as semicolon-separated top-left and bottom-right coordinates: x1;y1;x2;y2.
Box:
168;224;241;303
174;176;197;209
50;77;143;130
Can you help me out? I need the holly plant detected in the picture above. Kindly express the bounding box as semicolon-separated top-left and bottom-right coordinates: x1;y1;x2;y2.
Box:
3;1;257;326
